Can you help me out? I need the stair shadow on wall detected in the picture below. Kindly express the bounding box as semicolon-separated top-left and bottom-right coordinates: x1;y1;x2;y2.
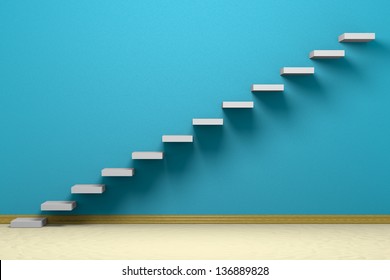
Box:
341;40;389;56
193;125;225;155
222;108;259;134
281;75;327;101
252;91;291;119
60;160;166;214
311;57;362;80
163;142;195;175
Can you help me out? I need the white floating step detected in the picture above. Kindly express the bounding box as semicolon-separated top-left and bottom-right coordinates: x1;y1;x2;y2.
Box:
192;118;224;125
309;50;345;59
132;151;164;160
222;101;254;109
71;184;105;194
41;201;76;211
10;217;47;228
162;135;193;143
280;67;315;75
102;168;135;177
338;33;375;42
251;84;284;92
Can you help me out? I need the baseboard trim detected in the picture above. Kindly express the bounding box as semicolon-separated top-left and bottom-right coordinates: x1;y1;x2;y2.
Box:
1;215;390;224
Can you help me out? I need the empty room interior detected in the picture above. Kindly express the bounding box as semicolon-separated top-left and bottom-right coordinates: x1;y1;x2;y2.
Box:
1;0;390;260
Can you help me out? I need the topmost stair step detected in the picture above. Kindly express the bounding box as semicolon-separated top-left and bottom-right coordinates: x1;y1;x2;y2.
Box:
310;50;345;59
281;67;315;75
251;84;284;92
339;33;375;42
10;217;47;228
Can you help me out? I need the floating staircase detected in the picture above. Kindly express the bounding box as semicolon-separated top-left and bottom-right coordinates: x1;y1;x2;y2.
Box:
10;32;376;227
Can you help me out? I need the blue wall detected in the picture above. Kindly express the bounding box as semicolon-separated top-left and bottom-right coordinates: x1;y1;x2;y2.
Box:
1;0;389;215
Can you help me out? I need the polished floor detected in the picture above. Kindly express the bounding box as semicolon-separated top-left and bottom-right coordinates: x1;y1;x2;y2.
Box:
1;224;390;259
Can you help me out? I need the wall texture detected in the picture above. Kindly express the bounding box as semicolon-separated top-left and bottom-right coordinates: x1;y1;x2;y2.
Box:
1;0;389;215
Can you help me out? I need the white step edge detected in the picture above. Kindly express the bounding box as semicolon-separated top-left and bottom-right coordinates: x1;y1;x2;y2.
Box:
102;168;135;177
280;67;315;75
10;217;47;228
41;201;76;211
132;151;164;160
71;184;105;194
192;118;224;125
162;135;193;143
251;84;284;92
309;50;345;59
339;33;375;42
222;101;254;108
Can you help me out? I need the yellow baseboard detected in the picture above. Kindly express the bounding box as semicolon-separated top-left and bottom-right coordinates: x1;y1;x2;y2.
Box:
1;215;390;224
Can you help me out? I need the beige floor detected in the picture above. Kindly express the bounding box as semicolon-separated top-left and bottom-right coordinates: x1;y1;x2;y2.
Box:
1;224;390;260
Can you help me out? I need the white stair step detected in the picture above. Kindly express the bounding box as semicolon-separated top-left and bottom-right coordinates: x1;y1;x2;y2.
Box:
162;135;193;142
71;184;105;194
280;67;315;75
251;84;284;92
41;201;76;211
310;50;345;59
102;168;135;177
10;217;47;228
222;101;254;108
132;151;164;160
339;33;375;42
192;118;224;125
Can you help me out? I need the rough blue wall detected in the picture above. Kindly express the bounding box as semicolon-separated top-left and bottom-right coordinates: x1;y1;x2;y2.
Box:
1;0;389;214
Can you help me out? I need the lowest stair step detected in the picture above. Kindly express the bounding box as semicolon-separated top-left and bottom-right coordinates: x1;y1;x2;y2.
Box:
71;184;105;194
338;33;375;42
162;135;193;142
280;67;315;75
309;50;345;59
251;84;284;92
41;201;76;211
10;217;47;228
222;101;254;108
132;152;164;160
192;118;223;125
